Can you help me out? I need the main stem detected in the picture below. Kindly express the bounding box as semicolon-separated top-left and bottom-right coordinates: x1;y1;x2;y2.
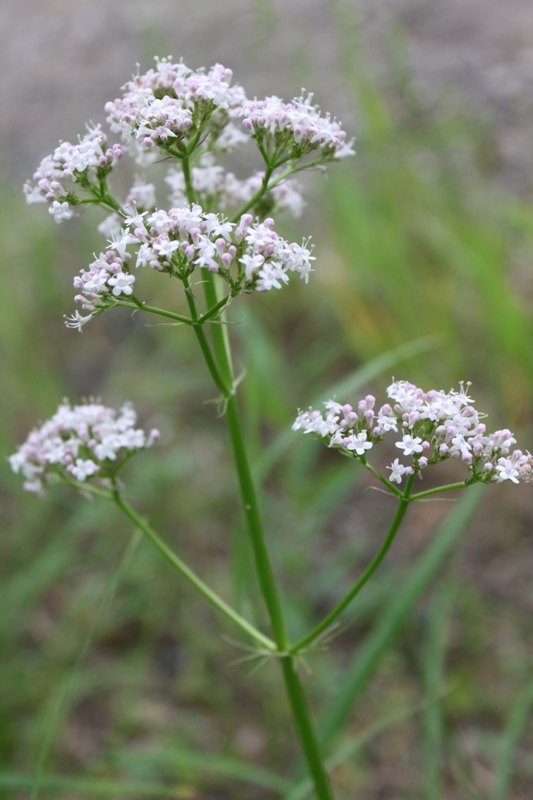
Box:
201;274;334;799
182;159;334;798
291;473;416;654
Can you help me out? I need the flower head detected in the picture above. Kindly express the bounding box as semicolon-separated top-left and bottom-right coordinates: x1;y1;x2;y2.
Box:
24;125;122;220
240;92;355;162
105;58;246;162
293;380;532;486
9;400;159;496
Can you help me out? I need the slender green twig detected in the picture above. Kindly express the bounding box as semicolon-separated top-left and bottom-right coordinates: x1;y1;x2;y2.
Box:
410;481;471;501
198;292;235;324
112;490;275;651
361;457;404;498
114;299;194;326
291;473;416;654
230;165;296;222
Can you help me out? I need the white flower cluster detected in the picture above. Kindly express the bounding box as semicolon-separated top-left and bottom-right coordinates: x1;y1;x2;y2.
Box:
240;93;355;161
9;401;159;495
65;249;136;331
293;380;533;486
24;125;122;221
166;155;305;217
105;58;246;161
24;57;354;331
65;204;314;330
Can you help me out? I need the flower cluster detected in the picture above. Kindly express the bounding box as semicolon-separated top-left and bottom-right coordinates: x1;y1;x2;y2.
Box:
9;401;159;495
165;155;305;217
24;57;354;332
240;93;355;161
66;249;136;331
105;58;246;162
65;204;314;329
24;125;122;221
293;380;532;486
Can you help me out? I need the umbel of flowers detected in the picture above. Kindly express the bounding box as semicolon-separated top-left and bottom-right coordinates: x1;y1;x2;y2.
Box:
9;401;159;495
23;56;354;333
293;380;533;487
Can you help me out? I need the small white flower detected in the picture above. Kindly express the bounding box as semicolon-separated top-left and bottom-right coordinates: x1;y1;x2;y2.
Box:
70;459;99;481
64;311;94;331
345;431;373;456
495;459;520;484
106;272;135;297
387;458;407;484
49;201;73;223
396;435;423;456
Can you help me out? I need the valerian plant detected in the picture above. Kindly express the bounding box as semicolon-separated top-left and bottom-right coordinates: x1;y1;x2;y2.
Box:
11;58;530;799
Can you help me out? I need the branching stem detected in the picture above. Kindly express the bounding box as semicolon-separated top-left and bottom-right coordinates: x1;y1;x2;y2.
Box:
291;473;416;654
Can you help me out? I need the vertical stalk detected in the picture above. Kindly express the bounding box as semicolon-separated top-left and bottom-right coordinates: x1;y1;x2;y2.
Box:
280;658;336;800
182;159;335;799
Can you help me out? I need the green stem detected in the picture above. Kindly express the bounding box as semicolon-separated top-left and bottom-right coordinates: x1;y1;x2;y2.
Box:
112;491;275;651
361;458;404;498
194;282;334;800
225;393;288;648
280;658;336;800
62;479;113;500
230;166;295;223
291;473;416;654
181;155;196;206
198;292;235;324
410;481;470;501
182;155;333;796
201;273;234;388
183;278;231;398
115;299;193;326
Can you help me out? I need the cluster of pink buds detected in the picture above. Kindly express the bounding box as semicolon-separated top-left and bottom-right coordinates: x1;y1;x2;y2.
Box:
65;250;135;331
240;93;355;161
293;380;533;486
24;125;122;221
100;205;315;292
9;401;159;496
105;58;246;162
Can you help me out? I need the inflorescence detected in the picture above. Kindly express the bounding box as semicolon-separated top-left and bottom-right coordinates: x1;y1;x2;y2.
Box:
66;208;315;330
9;401;159;495
24;56;354;332
293;380;532;486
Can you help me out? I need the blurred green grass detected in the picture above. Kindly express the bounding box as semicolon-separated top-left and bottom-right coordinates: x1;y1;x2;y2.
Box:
2;17;533;800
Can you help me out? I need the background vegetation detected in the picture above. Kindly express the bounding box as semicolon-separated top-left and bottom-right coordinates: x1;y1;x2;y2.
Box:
1;2;533;798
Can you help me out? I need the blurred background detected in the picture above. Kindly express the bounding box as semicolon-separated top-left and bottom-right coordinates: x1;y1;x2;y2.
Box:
2;1;533;798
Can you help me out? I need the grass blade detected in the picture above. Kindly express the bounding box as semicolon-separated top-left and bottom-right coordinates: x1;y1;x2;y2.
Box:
115;745;291;794
421;579;456;800
29;530;141;800
285;696;443;800
489;674;533;800
0;773;191;798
